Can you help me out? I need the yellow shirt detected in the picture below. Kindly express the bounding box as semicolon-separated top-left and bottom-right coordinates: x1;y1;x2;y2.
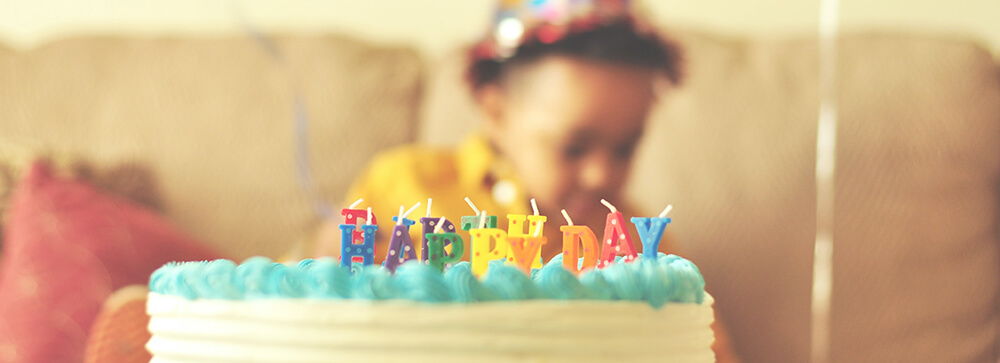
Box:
340;134;676;264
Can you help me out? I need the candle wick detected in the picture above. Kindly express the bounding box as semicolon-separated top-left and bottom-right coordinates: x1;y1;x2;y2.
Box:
600;199;617;213
433;216;447;234
658;205;673;218
426;198;433;218
396;205;405;226
403;202;421;219
366;207;372;225
561;209;574;226
464;197;480;215
530;198;539;216
349;198;364;210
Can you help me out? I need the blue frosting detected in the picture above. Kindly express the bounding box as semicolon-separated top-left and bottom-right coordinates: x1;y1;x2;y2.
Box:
200;259;241;299
600;260;644;302
351;267;397;300
393;262;451;302
482;264;541;300
299;258;351;298
443;262;498;302
235;256;279;298
149;253;706;309
577;269;614;300
533;261;590;300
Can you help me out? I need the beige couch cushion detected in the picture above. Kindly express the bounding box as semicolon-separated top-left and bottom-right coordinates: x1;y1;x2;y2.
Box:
0;44;12;255
421;30;1000;362
637;31;1000;363
0;36;423;258
0;44;13;209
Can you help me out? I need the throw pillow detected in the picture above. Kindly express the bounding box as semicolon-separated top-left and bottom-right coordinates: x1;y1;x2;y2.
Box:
0;161;223;363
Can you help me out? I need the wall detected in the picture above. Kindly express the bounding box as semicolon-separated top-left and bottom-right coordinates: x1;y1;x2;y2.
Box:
0;0;997;57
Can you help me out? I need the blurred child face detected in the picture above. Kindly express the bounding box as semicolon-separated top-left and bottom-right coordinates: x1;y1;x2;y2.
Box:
479;56;658;227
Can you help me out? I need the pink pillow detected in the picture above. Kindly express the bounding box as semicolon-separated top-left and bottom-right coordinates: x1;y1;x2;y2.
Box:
0;161;223;363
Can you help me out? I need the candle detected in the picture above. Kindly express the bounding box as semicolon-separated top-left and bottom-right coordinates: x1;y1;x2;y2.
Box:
507;214;532;236
505;209;546;269
419;199;456;262
402;202;421;223
460;197;497;230
426;232;465;272
506;236;546;275
339;207;378;270
464;197;480;215
559;209;599;275
470;228;508;277
631;206;672;261
340;199;378;249
460;215;497;230
433;216;447;233
383;203;421;272
598;199;638;267
507;213;527;234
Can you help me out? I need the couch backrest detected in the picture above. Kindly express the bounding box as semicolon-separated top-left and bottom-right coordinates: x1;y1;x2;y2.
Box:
0;35;423;258
420;29;1000;362
0;44;15;232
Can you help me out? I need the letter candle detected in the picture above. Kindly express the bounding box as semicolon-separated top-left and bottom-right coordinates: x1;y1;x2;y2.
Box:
340;207;378;270
383;202;421;272
528;198;546;239
505;198;545;269
470;210;508;276
631;205;672;261
340;198;378;248
426;214;465;272
433;216;447;233
460;197;497;231
461;215;497;230
506;209;546;275
506;235;545;275
507;198;544;233
597;199;638;267
418;198;456;262
559;209;599;275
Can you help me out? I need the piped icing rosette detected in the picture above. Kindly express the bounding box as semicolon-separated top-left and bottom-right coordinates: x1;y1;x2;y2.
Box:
149;253;705;308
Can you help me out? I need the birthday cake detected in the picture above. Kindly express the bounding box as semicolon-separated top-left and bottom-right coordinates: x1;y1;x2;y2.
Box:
146;200;715;362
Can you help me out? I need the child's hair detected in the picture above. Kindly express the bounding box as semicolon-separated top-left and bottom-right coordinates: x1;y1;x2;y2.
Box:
467;20;683;91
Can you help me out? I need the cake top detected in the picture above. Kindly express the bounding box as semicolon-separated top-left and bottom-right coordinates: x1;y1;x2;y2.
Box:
149;253;705;309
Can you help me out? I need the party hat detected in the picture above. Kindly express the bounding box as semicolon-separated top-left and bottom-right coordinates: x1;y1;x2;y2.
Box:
472;0;649;60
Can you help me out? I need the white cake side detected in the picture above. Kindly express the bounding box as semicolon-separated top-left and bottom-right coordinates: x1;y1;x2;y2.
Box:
146;293;716;363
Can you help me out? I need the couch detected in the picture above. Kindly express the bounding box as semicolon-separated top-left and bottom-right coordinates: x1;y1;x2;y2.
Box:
0;28;997;363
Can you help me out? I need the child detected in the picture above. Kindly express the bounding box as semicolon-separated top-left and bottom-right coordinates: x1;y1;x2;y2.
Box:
316;1;739;360
339;0;684;260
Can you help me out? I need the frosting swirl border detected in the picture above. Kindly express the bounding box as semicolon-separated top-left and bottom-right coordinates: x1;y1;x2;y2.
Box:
149;253;705;308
